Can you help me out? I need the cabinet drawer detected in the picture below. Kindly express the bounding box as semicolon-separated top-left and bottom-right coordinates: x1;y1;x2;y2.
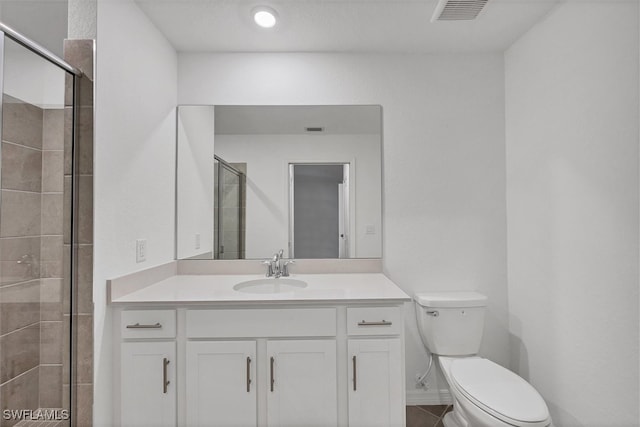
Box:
187;308;336;338
347;306;402;336
121;310;176;339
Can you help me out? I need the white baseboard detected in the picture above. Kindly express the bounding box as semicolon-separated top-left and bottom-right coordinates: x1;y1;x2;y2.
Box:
406;389;453;406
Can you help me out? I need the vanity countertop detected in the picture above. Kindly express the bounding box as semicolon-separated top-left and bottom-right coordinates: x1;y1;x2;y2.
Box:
110;273;410;305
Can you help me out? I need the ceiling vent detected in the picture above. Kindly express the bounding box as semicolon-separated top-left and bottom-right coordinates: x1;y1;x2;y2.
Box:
305;127;324;133
431;0;489;22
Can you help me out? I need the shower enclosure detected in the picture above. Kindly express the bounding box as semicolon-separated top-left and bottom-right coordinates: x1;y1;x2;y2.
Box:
0;24;81;426
213;155;245;260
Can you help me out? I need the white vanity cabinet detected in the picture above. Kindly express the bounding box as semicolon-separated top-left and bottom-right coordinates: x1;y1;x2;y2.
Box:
118;310;177;427
346;307;404;427
186;341;257;427
266;339;337;426
114;304;405;427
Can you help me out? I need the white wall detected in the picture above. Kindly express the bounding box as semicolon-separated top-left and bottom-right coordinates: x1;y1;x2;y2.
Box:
94;0;177;424
215;133;382;259
3;46;65;108
176;106;215;259
179;52;508;398
505;2;639;426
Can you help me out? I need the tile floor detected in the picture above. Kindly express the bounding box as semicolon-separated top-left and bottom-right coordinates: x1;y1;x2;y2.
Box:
406;405;454;427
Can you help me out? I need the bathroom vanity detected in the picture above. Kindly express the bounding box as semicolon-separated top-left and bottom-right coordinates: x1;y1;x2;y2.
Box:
110;272;410;427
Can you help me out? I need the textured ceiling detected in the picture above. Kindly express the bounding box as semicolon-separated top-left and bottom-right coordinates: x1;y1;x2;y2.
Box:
136;0;561;53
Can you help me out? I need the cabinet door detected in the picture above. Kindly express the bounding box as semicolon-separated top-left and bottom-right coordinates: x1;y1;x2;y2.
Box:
186;341;257;427
121;341;176;427
266;340;337;427
348;338;403;427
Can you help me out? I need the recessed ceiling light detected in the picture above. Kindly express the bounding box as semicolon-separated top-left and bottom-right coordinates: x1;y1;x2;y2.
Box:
252;6;278;28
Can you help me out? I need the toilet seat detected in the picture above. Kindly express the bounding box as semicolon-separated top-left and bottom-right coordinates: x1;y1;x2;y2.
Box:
449;358;550;427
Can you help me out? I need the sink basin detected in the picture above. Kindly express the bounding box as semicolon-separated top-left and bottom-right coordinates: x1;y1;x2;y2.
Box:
233;278;308;294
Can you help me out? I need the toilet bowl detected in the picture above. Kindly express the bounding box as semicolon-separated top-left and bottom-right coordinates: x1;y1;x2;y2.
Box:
439;356;551;427
414;292;551;427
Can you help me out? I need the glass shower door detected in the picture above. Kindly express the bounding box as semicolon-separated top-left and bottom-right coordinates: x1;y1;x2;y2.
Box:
0;35;73;426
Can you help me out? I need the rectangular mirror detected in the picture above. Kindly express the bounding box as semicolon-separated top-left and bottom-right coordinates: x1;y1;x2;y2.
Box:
176;105;382;260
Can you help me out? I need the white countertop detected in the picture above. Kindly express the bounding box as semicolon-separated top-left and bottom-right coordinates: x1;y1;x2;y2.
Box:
110;273;410;305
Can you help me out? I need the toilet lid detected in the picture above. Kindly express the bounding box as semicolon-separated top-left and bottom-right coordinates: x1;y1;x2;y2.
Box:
450;358;549;425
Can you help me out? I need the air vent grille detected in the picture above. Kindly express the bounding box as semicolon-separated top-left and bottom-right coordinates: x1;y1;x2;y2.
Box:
305;127;324;133
432;0;489;21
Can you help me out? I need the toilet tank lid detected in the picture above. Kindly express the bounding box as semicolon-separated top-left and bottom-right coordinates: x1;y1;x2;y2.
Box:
414;291;487;308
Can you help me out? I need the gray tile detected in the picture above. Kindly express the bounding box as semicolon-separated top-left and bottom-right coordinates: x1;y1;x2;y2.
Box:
0;237;40;287
75;314;93;384
76;246;92;315
77;108;93;176
39;365;63;409
41;194;64;236
43;109;65;151
418;405;450;418
0;191;41;238
406;406;440;427
40;279;63;322
0;367;39;427
77;176;93;245
0;280;40;334
62;107;93;176
1;143;42;192
42;151;64;193
0;324;40;384
75;383;92;427
40;321;63;364
63;40;94;77
2;96;43;149
41;236;63;261
63;178;71;246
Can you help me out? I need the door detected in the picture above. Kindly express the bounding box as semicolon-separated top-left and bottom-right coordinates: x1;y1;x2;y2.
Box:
266;340;337;426
348;339;404;427
121;341;176;427
289;164;349;258
186;341;257;427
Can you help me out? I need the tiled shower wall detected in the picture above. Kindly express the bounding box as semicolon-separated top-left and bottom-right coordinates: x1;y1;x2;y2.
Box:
64;40;94;427
0;96;66;425
0;39;94;427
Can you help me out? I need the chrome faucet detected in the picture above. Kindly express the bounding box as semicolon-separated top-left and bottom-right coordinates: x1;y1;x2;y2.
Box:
263;249;294;278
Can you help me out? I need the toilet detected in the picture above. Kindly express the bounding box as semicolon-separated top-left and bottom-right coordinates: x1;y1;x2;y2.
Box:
414;292;552;427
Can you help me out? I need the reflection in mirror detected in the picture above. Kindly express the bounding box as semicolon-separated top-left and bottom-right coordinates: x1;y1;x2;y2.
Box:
176;105;382;260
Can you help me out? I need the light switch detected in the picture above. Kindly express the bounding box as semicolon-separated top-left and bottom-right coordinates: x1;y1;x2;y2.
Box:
136;239;147;263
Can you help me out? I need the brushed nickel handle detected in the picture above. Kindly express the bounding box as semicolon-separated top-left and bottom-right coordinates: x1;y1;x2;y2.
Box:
357;320;392;326
163;358;170;394
126;322;162;329
270;357;275;392
352;355;357;391
246;356;252;392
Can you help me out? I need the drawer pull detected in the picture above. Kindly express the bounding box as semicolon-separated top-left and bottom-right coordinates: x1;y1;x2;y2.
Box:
126;322;162;329
357;320;392;326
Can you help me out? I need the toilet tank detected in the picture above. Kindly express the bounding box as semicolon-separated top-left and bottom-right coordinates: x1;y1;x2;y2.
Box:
414;292;487;356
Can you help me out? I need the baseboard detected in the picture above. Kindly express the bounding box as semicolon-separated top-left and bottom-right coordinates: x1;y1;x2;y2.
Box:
406;389;453;406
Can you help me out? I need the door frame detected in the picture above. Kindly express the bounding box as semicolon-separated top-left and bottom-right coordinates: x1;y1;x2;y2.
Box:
288;162;350;259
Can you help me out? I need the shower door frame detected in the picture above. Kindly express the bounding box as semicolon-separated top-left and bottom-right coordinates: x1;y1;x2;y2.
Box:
0;21;82;426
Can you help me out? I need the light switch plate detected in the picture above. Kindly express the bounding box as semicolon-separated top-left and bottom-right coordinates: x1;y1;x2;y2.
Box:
136;239;147;263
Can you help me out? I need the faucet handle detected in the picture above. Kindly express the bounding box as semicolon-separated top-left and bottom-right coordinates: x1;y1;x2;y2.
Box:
282;260;295;277
262;260;274;277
